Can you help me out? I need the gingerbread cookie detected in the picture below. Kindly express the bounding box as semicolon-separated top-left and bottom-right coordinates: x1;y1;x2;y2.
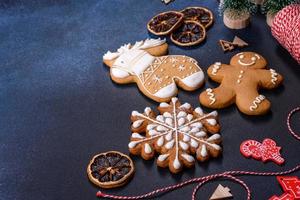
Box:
128;97;222;173
103;38;205;102
199;52;283;115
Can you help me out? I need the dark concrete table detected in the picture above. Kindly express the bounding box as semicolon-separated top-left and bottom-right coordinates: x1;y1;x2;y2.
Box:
0;0;299;199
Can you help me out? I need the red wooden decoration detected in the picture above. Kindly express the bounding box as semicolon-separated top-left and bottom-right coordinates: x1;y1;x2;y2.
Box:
269;176;300;200
240;138;284;165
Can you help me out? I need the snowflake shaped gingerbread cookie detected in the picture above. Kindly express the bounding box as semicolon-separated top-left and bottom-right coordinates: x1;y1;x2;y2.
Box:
128;97;222;173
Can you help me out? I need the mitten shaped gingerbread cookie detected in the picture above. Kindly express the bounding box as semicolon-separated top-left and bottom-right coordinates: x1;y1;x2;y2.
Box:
103;38;205;102
199;52;283;115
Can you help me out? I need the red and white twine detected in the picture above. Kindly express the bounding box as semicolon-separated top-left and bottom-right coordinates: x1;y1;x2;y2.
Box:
287;107;300;140
96;107;300;199
271;4;300;64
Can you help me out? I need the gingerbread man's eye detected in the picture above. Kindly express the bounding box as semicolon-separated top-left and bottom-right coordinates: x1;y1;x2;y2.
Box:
251;57;256;61
239;55;244;59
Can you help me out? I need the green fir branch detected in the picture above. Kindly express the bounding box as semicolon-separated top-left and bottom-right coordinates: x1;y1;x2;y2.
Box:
262;0;296;14
219;0;257;16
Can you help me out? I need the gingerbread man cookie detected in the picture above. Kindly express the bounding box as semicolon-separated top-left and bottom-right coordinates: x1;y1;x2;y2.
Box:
103;38;205;102
199;52;283;115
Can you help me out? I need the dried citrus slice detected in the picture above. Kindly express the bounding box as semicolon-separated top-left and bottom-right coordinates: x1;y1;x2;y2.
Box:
87;151;134;188
170;21;206;46
147;11;184;35
181;7;214;28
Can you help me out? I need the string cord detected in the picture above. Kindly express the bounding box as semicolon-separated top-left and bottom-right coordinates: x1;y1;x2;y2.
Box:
96;165;300;199
96;107;300;199
287;107;300;140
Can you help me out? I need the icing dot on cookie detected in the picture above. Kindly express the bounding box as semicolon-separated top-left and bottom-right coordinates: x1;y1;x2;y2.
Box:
251;57;256;61
160;68;164;72
215;62;221;65
239;55;244;59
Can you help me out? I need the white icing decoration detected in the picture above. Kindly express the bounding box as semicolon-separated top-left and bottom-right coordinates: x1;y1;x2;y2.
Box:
249;95;266;111
195;131;206;138
190;139;199;148
156;115;164;122
180;103;191;109
103;38;166;60
180;126;190;132
144;107;151;116
144;143;152;154
178;118;185;126
131;110;139;116
157;125;168;132
210;111;218;117
153;75;162;83
154;83;178;98
132;133;144;139
165;139;175;149
128;141;139;148
181;71;204;88
158;154;169;162
159;102;169;107
236;70;245;84
179;141;189;150
173;158;181;169
211;144;221;150
112;50;155;76
206;119;217;126
157;136;164;147
183;135;190;142
212;64;221;75
181;154;195;163
171;97;178;103
148;130;159;136
111;68;130;78
207;134;221;141
178;64;185;71
132;119;144;128
194;107;203;115
165;118;173;126
163;112;172;118
190;127;199;133
165;132;173;141
177;111;187;118
190;122;202;128
147;124;156;130
200;145;208;157
270;69;278;85
187;114;193;121
238;58;256;66
206;88;216;105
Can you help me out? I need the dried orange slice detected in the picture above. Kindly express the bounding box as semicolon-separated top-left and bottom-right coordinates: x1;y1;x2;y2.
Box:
87;151;134;188
147;11;184;36
170;21;206;46
181;7;214;28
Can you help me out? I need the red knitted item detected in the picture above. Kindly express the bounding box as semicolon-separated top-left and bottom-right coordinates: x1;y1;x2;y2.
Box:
272;4;300;64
